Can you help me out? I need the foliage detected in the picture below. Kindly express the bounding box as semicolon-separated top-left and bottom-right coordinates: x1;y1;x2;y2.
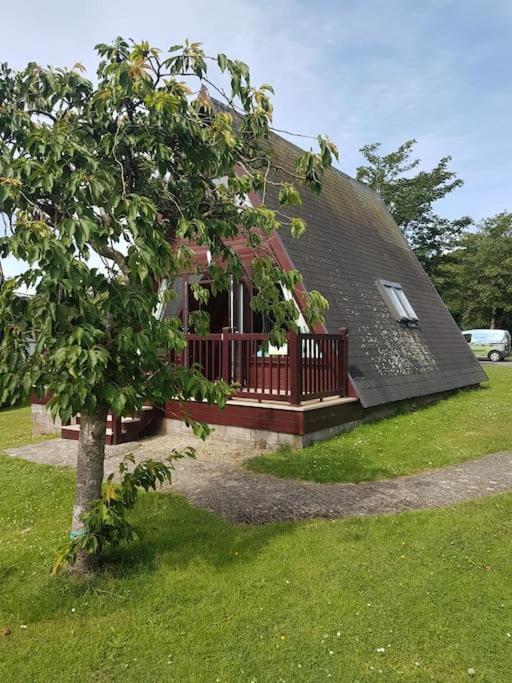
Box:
434;211;512;330
356;139;471;275
245;366;512;483
2;444;512;680
0;38;336;423
51;449;194;575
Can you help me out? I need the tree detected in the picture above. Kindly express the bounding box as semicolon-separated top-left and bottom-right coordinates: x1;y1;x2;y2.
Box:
435;211;512;330
356;139;471;275
0;39;336;572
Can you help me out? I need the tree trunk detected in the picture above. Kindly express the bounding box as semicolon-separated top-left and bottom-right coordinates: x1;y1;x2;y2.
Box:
70;405;108;574
490;309;497;329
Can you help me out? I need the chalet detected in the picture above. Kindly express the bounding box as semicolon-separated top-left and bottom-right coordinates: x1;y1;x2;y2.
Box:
36;132;486;447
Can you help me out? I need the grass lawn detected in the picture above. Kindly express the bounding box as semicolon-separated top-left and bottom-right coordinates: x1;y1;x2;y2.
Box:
1;403;512;681
0;404;56;450
246;365;512;483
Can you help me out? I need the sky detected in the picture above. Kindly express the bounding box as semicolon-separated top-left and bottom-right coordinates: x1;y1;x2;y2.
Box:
2;0;511;278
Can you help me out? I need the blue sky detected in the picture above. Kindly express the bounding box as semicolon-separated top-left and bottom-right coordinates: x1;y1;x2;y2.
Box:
2;0;511;278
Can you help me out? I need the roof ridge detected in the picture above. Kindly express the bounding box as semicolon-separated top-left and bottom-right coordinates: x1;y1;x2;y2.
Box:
208;94;391;214
268;130;391;213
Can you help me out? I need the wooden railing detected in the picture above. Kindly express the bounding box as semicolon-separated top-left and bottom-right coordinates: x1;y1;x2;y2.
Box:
176;328;349;405
294;332;349;401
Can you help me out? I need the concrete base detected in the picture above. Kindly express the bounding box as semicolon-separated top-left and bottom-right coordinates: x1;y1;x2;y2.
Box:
31;402;62;436
160;413;397;449
158;417;304;449
160;410;392;449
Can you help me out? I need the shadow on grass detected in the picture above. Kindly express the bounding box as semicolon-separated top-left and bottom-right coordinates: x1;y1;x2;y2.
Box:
104;490;290;575
246;443;393;483
19;489;293;622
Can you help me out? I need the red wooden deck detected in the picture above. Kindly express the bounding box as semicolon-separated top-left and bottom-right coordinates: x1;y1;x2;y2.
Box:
56;329;349;445
176;328;349;405
164;394;360;439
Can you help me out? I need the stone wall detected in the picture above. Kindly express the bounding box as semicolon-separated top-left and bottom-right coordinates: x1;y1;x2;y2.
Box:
157;417;303;450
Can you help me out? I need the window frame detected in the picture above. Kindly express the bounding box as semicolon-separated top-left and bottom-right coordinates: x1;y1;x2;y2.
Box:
377;279;419;326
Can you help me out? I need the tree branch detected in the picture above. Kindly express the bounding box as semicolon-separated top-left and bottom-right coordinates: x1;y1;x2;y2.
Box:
92;242;130;279
26;109;58;123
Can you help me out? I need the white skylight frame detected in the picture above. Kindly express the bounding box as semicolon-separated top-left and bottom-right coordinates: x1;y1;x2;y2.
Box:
377;280;418;325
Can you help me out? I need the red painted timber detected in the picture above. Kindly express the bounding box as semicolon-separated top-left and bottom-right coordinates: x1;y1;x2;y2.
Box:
165;400;304;435
165;399;362;436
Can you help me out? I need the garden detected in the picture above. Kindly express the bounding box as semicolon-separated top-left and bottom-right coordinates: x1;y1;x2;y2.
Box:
1;368;512;681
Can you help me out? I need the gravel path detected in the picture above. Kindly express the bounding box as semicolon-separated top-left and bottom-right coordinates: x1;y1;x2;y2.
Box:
6;434;512;523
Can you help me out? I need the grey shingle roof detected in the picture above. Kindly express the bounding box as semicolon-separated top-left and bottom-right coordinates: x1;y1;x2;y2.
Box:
264;134;487;407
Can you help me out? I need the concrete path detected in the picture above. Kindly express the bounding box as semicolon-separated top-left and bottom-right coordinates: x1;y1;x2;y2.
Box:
6;435;512;523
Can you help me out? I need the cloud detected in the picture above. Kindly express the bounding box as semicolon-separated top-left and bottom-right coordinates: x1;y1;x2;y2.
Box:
1;0;510;283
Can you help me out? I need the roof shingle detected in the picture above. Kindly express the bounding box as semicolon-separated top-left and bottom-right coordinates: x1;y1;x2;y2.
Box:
264;134;486;407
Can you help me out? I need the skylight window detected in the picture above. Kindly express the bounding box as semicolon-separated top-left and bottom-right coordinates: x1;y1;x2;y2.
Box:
377;280;418;325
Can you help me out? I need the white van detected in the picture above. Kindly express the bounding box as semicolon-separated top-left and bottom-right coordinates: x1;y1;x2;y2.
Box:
462;329;512;362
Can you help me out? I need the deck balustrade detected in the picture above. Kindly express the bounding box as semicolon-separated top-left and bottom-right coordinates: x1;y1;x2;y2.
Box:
176;328;349;405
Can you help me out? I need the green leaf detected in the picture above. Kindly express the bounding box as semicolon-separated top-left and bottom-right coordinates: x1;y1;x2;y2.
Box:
290;217;306;238
278;183;302;207
217;53;228;72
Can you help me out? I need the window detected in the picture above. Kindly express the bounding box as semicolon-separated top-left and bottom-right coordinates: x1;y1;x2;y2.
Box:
377;280;418;325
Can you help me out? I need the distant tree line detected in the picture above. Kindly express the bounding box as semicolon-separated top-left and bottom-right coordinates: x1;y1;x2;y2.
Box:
356;140;512;331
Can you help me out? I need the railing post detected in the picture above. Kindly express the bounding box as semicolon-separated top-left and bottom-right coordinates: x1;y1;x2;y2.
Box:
182;338;189;369
111;412;122;445
288;329;302;405
221;327;231;384
339;327;349;396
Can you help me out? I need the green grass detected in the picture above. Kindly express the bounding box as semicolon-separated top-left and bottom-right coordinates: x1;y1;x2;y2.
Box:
2;454;512;682
2;385;512;681
0;404;56;450
246;365;512;483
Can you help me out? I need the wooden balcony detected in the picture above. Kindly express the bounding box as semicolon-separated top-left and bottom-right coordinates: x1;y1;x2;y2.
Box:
177;328;349;405
57;328;349;446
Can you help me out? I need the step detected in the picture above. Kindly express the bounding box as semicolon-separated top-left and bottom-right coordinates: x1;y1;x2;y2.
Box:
61;425;126;437
62;406;157;444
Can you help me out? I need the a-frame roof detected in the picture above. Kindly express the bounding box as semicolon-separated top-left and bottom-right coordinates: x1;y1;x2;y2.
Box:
263;134;486;407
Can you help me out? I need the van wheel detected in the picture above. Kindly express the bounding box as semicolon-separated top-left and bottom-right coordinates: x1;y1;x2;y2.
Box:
488;350;503;362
